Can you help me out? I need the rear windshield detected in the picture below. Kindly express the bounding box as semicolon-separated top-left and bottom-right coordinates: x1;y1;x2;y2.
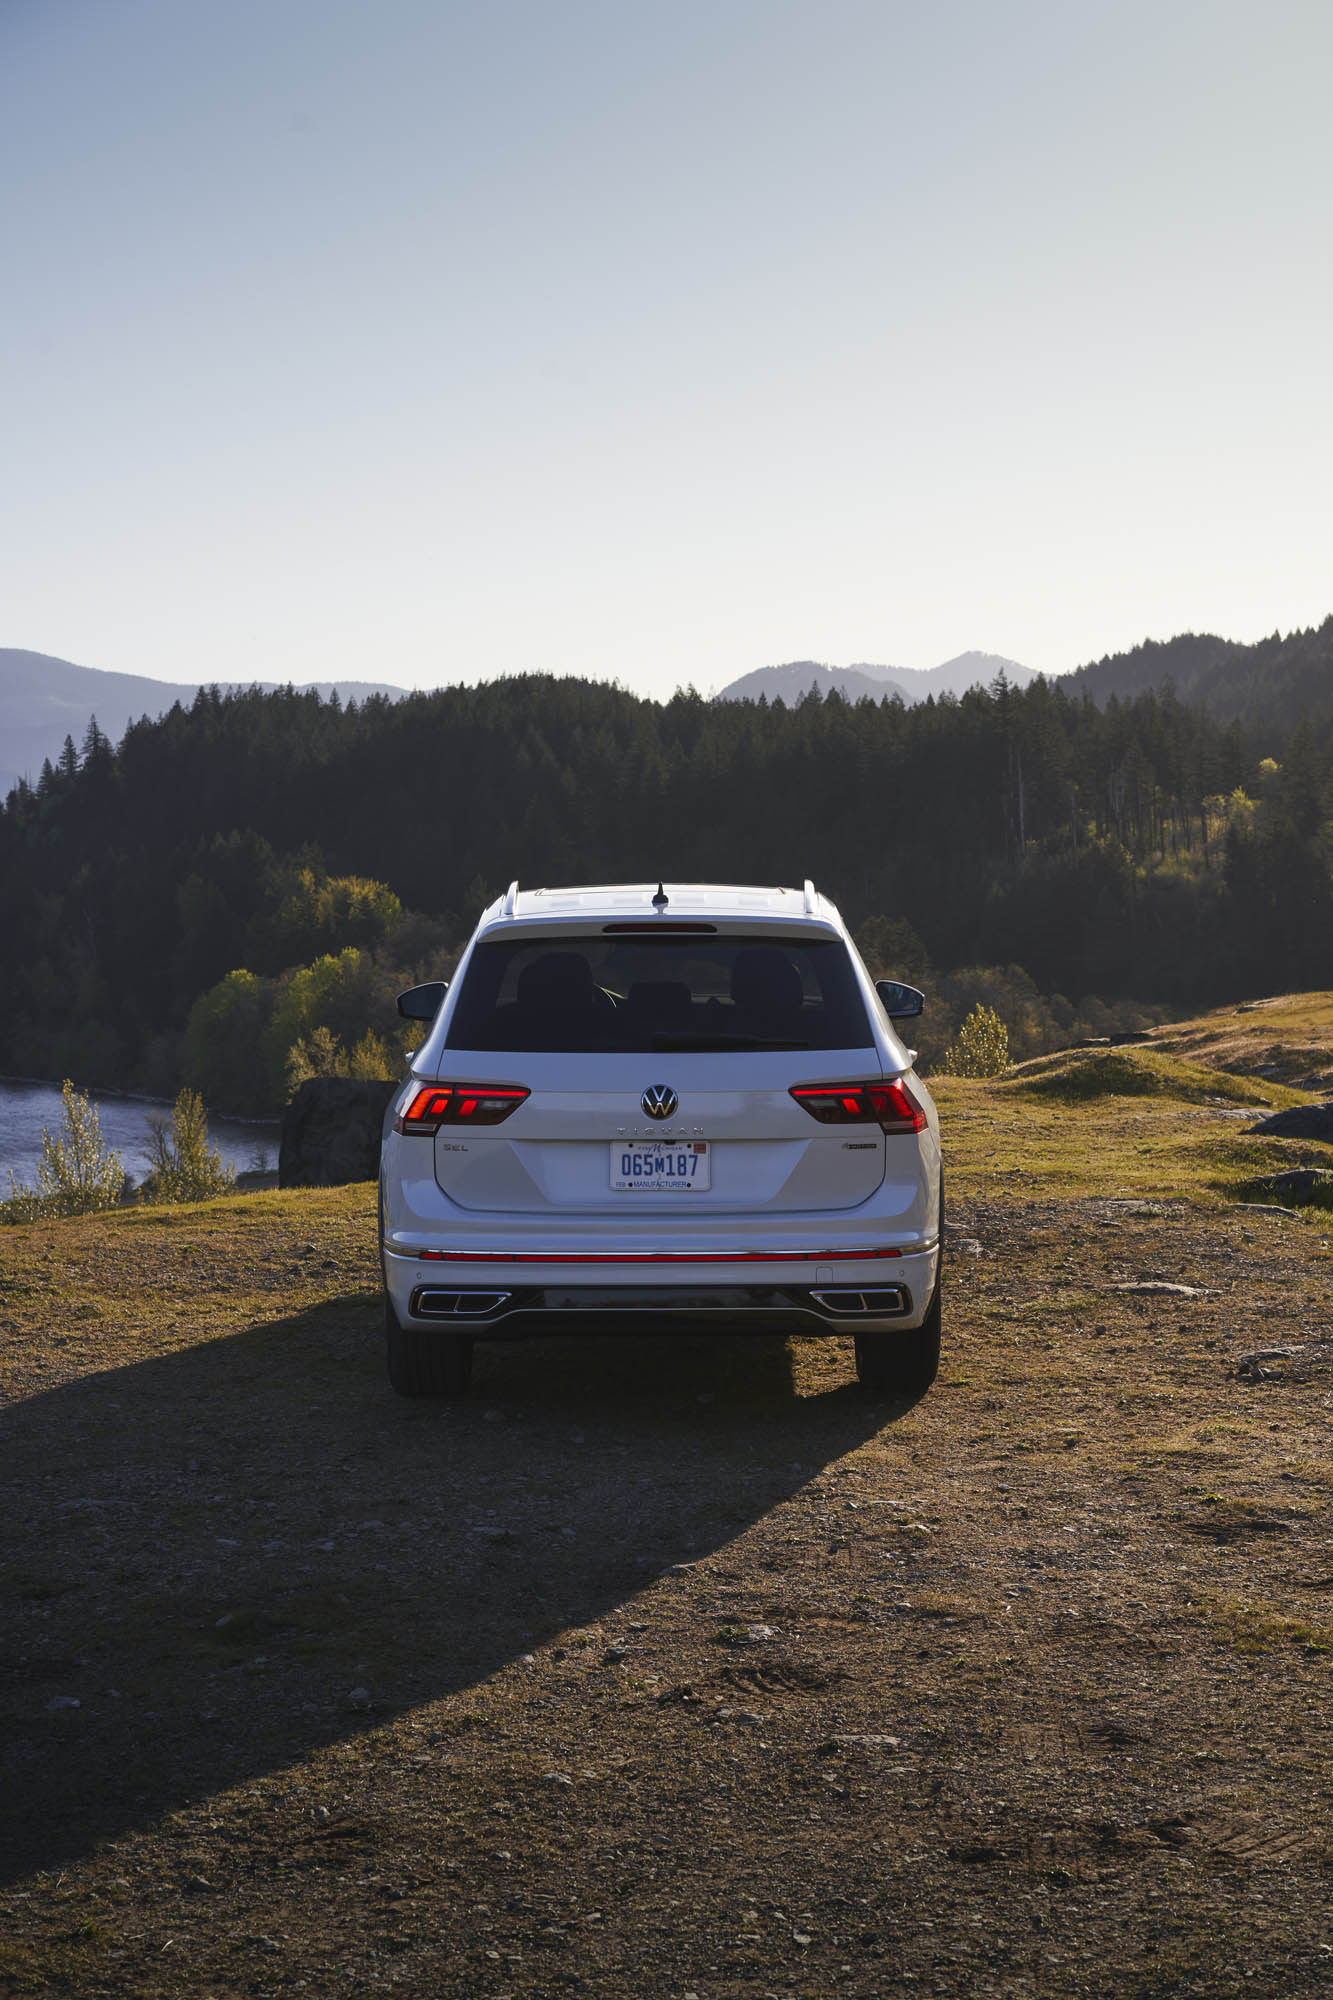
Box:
445;934;874;1053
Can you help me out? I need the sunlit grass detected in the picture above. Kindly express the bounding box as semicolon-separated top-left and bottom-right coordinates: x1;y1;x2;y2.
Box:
931;1038;1324;1210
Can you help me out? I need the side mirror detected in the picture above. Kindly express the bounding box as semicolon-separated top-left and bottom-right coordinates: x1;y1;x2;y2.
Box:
876;979;924;1021
397;979;448;1021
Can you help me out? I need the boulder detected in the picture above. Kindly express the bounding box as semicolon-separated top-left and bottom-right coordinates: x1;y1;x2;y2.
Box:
279;1077;400;1188
1246;1102;1333;1141
1239;1168;1333;1209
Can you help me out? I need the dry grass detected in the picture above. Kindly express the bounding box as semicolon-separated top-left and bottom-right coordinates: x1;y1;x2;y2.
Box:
2;993;1333;1997
1148;989;1333;1089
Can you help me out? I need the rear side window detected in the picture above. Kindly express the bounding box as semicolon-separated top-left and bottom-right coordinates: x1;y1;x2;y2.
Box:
445;935;873;1053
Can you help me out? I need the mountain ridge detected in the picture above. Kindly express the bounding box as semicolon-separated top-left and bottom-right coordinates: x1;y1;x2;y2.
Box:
714;651;1037;706
5;647;1037;795
0;649;410;797
6;620;1330;798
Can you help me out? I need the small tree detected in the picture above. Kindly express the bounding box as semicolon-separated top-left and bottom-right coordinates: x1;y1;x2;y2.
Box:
5;1080;126;1220
143;1089;236;1204
285;1024;344;1093
937;1004;1010;1078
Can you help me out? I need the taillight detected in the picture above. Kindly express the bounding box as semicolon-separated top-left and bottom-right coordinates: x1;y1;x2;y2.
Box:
790;1078;927;1134
394;1083;530;1134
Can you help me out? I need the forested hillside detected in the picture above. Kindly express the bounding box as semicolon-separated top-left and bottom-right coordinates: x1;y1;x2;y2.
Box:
1066;615;1333;736
2;670;1330;1110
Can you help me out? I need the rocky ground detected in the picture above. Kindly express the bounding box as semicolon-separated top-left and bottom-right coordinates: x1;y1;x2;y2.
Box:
1;1048;1332;1998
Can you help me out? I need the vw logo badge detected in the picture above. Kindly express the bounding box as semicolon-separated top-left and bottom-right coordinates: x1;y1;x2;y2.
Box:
641;1083;678;1120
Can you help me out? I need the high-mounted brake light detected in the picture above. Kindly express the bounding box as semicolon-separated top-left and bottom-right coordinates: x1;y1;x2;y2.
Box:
394;1083;529;1134
790;1078;927;1135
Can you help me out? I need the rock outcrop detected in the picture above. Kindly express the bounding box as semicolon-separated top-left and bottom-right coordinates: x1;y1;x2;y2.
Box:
1239;1167;1333;1209
1246;1102;1333;1141
279;1077;399;1188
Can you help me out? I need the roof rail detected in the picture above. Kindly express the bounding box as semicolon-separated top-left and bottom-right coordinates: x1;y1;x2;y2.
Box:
502;880;519;918
803;878;817;915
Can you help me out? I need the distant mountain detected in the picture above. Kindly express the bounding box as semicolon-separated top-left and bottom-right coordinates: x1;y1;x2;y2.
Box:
0;649;409;797
715;651;1036;706
714;659;911;706
870;651;1038;699
721;625;1333;728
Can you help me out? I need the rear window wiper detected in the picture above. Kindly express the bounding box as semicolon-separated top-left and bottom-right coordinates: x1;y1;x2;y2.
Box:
649;1033;810;1051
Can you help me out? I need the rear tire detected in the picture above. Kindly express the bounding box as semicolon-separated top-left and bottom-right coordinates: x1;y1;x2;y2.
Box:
384;1293;474;1397
854;1274;941;1397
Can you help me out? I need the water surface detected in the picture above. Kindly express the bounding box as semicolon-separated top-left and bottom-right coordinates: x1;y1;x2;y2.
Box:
0;1078;276;1191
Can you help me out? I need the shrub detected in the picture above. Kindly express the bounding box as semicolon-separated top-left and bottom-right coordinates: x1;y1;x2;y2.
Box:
937;1004;1010;1077
142;1089;236;1204
3;1080;126;1220
285;1026;400;1094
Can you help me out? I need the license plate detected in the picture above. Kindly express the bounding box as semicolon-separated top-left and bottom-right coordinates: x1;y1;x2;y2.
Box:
610;1140;711;1191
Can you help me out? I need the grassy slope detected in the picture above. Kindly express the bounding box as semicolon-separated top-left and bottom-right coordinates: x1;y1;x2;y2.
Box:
1148;989;1333;1091
943;1043;1318;1208
1;998;1332;1997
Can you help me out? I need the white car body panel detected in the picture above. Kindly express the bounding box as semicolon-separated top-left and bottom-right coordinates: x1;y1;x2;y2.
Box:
423;1051;892;1215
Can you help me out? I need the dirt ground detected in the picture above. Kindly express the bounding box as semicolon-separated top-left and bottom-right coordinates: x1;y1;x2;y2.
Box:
2;1054;1332;1997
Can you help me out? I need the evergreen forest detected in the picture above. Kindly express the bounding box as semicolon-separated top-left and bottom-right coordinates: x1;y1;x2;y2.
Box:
2;630;1331;1113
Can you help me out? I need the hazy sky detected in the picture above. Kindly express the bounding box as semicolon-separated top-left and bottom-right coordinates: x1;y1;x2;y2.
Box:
3;0;1330;697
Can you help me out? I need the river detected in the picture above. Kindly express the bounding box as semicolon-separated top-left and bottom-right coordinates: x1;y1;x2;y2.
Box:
0;1078;278;1192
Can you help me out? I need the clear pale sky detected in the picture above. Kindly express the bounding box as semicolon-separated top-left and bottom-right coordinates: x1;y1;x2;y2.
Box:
3;0;1330;697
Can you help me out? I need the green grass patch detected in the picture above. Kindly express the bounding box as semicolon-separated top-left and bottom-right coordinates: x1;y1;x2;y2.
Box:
1007;1046;1301;1107
1199;1596;1333;1657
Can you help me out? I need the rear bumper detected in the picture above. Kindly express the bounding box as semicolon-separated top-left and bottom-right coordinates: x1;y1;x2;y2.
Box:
383;1244;940;1336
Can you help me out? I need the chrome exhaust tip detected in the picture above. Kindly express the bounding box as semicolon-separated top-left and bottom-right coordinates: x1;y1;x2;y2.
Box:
809;1286;908;1316
412;1289;512;1319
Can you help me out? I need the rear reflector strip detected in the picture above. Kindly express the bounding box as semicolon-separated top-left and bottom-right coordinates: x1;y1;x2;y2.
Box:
416;1246;902;1264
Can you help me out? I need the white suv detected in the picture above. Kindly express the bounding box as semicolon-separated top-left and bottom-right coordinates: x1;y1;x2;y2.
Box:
379;881;942;1398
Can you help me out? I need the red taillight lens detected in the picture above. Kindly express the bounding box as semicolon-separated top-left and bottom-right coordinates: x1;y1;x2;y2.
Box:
790;1078;927;1134
394;1083;530;1134
865;1080;929;1133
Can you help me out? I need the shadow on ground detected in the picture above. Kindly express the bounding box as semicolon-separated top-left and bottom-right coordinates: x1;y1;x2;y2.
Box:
0;1296;902;1879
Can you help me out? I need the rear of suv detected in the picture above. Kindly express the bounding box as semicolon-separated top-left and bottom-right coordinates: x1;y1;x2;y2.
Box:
379;881;942;1397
